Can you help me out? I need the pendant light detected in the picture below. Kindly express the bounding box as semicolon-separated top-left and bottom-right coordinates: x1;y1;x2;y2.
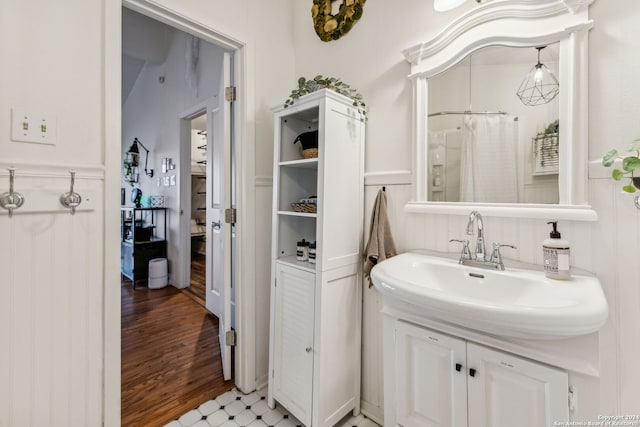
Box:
433;0;482;12
516;46;559;106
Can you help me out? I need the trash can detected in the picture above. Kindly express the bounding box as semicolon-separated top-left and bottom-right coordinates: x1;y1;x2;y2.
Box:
148;258;168;289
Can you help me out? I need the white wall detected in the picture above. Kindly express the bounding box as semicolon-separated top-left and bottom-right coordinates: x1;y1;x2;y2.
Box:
122;25;225;287
0;1;111;425
291;0;640;419
589;0;640;414
0;1;104;165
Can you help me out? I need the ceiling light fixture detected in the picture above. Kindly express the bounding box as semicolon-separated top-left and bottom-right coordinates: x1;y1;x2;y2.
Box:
516;46;560;106
433;0;481;12
433;0;467;12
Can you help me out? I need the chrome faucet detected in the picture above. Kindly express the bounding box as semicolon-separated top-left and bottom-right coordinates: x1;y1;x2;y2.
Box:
466;210;486;261
449;210;517;271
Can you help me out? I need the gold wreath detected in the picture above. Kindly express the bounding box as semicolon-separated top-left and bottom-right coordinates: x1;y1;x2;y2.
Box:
311;0;366;42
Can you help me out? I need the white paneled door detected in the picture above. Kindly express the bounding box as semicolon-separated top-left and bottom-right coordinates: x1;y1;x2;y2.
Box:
466;343;568;427
271;263;315;427
395;321;468;427
206;51;233;381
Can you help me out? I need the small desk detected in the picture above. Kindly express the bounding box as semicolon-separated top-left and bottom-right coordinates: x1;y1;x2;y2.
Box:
121;207;167;288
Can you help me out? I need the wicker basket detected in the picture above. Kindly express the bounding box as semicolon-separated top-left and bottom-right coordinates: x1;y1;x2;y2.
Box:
291;202;317;213
302;148;318;159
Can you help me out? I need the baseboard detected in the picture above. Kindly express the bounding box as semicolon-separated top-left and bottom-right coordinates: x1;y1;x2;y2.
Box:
255;374;269;392
360;400;384;426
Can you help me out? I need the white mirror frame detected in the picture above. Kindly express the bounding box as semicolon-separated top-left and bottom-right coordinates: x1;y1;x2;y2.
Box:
403;0;598;221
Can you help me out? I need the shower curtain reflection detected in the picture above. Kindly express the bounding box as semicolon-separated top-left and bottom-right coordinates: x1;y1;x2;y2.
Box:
428;128;462;202
460;114;519;203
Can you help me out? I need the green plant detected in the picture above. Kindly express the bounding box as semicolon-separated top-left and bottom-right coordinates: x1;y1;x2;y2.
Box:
533;121;559;169
541;119;559;136
602;139;640;193
123;155;138;187
284;76;367;121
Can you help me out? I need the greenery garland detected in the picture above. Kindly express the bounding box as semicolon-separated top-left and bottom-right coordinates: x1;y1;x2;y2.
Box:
284;76;368;121
311;0;366;42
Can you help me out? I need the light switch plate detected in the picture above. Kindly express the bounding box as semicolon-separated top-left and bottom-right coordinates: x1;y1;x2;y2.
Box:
11;108;57;145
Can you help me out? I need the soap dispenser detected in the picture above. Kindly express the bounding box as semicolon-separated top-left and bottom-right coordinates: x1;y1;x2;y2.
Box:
543;221;571;280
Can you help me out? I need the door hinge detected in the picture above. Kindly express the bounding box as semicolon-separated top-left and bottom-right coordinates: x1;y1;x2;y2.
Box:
568;385;576;412
225;86;236;102
225;208;236;224
226;329;236;347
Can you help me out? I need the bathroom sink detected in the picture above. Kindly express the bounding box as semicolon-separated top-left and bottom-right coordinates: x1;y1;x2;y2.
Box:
370;250;608;340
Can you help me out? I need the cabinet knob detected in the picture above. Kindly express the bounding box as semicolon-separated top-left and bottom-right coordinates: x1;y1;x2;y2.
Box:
455;363;462;372
469;368;477;377
305;347;312;353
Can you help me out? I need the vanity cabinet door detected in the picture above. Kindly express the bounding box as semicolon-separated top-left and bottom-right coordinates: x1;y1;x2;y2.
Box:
466;343;568;427
271;264;315;426
395;321;468;427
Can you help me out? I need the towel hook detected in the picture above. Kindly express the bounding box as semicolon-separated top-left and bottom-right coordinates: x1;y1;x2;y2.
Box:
60;170;82;215
0;167;25;218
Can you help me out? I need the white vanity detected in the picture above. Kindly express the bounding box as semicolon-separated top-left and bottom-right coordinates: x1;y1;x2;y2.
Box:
371;250;608;427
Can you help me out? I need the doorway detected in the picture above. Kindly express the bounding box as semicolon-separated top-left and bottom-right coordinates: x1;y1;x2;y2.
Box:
119;5;243;423
188;113;208;304
108;2;256;421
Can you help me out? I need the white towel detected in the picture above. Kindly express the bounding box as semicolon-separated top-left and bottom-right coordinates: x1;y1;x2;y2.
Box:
364;189;397;287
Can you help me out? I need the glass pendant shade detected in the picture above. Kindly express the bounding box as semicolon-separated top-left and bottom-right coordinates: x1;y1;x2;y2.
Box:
516;47;559;106
434;0;467;12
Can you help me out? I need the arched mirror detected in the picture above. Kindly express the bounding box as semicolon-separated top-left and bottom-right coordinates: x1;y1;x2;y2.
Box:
403;0;597;220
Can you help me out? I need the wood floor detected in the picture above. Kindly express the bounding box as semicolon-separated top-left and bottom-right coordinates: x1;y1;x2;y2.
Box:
121;278;232;427
187;252;206;304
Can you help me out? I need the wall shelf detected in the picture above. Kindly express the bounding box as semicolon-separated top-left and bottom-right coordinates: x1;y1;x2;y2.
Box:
278;158;319;169
276;210;317;218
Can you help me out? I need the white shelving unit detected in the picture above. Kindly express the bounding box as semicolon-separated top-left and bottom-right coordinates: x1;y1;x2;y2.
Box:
267;89;365;427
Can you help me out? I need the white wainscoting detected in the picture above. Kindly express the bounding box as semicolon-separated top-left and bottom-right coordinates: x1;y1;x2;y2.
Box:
589;178;640;414
0;163;104;427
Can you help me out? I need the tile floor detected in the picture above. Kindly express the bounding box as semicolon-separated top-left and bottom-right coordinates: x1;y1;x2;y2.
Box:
164;388;380;427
